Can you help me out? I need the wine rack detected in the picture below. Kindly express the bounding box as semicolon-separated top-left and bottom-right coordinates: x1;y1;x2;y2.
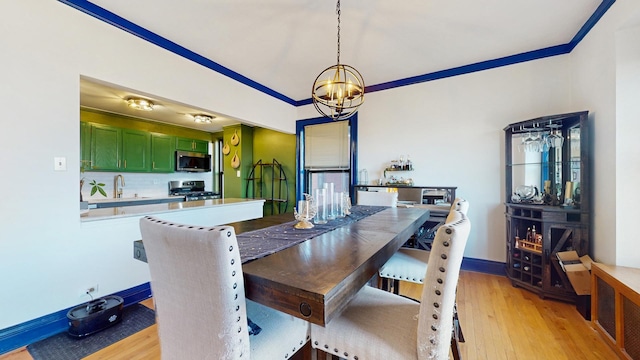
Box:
504;111;590;302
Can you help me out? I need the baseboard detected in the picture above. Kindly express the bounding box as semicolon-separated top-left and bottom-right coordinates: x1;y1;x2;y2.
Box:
0;282;152;355
462;257;506;276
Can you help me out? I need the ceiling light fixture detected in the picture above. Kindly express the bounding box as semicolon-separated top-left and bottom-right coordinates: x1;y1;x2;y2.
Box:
126;98;154;111
193;114;214;124
312;0;364;121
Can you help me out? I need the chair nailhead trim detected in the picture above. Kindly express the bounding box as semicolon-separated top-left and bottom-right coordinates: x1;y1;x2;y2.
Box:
232;270;236;276
314;341;319;345
437;278;443;284
431;325;437;331
324;344;329;349
433;314;438;319
231;259;235;265
334;348;338;353
441;254;447;259
229;245;233;251
435;289;441;295
443;241;450;247
439;266;445;272
344;352;348;357
434;302;439;308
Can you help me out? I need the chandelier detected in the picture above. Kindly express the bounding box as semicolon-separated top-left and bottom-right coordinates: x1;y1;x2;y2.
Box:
312;0;364;121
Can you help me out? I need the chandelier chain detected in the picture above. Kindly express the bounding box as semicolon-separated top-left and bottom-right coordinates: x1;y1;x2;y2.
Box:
336;0;341;64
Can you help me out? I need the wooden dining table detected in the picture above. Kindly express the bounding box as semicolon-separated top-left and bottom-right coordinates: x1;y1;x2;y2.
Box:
232;207;430;326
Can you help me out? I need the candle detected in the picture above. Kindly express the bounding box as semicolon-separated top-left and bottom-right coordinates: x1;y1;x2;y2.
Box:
564;181;573;200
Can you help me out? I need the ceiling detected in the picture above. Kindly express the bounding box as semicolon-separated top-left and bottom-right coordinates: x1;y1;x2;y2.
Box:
76;0;609;132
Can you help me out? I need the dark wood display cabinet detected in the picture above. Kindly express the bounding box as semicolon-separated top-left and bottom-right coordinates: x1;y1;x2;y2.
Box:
504;111;590;302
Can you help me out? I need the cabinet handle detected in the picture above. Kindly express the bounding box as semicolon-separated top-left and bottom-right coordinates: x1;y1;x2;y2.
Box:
118;159;121;168
152;161;155;169
124;160;127;168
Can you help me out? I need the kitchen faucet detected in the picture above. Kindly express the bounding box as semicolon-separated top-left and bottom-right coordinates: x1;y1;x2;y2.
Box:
114;174;125;198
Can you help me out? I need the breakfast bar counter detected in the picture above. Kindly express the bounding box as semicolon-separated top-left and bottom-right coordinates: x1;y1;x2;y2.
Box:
81;198;264;222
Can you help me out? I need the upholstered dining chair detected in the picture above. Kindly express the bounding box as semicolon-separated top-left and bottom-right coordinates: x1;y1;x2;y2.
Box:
356;190;398;207
378;198;469;294
139;216;310;360
311;210;471;359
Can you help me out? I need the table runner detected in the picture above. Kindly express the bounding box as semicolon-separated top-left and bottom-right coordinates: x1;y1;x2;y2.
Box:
237;205;386;263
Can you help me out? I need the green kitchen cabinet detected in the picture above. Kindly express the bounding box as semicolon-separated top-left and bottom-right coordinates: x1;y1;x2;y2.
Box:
176;137;209;153
121;129;151;171
90;124;121;171
151;133;175;172
80;121;91;170
89;124;151;172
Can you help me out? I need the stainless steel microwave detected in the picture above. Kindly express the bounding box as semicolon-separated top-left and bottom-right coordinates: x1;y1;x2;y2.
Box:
175;151;211;172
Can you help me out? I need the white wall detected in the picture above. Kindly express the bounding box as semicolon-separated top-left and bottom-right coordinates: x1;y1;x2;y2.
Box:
302;56;574;263
569;0;640;267
615;23;640;267
0;0;295;330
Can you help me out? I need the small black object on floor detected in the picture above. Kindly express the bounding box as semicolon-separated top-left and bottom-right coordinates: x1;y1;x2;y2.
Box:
27;304;155;360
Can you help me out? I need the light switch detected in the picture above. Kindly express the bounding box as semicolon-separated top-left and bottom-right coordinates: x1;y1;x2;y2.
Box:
236;170;241;177
54;157;67;171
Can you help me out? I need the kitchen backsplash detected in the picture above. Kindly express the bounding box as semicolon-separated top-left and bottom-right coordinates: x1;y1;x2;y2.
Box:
80;171;213;201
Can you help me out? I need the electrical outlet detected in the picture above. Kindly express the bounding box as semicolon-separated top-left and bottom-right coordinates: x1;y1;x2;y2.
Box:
80;284;99;298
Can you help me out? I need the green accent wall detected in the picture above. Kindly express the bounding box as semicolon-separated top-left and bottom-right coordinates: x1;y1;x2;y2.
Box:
223;125;253;199
252;128;296;215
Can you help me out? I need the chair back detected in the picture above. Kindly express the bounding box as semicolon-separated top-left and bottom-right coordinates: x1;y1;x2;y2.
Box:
356;190;398;207
417;211;471;359
446;198;469;223
140;216;250;359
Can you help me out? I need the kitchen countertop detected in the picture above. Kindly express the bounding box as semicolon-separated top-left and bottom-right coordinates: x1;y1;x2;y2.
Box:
81;198;264;222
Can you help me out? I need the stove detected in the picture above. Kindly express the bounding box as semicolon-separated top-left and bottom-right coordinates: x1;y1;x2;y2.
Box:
168;180;220;201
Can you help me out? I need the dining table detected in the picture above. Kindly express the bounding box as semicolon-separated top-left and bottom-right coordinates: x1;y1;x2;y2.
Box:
134;206;430;327
233;206;430;326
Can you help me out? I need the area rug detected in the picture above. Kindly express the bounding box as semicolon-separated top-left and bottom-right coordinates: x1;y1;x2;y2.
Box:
27;304;155;360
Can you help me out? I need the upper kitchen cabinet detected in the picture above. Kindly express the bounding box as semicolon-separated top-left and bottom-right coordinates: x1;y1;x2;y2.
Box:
88;124;150;172
80;121;91;168
90;123;121;171
121;129;151;172
150;133;175;172
176;137;209;153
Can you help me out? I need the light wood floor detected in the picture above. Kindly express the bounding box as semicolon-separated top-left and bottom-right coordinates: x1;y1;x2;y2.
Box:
1;271;618;360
